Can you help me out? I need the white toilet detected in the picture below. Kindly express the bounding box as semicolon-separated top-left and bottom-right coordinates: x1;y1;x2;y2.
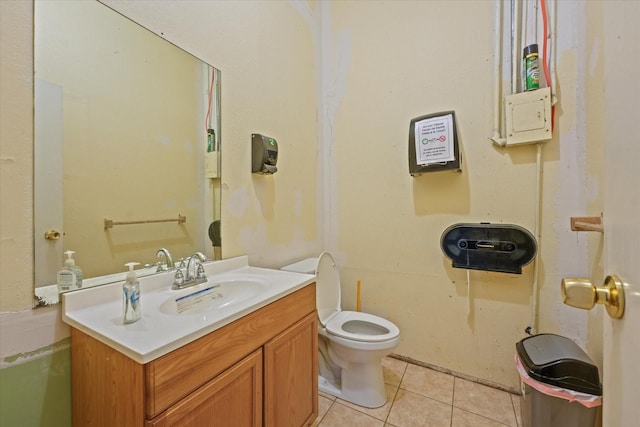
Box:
282;252;400;408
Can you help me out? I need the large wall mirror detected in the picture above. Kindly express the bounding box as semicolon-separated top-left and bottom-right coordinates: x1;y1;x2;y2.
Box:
34;0;222;306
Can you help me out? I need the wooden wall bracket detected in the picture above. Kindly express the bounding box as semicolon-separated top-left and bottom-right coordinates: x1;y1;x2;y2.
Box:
570;216;603;233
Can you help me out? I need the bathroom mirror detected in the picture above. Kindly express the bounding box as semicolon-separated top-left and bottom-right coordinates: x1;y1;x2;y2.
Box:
33;0;221;306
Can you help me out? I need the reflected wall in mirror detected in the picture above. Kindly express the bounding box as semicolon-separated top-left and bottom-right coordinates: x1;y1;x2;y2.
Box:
34;0;221;306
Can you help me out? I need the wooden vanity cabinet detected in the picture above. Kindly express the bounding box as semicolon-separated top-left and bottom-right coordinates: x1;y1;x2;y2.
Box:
71;284;318;427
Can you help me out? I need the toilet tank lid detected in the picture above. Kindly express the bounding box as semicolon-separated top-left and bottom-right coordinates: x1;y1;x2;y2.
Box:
281;257;319;274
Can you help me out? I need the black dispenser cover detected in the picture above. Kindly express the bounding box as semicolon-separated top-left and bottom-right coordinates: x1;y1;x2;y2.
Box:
516;333;602;395
208;220;221;247
440;223;537;274
408;111;462;176
251;133;278;174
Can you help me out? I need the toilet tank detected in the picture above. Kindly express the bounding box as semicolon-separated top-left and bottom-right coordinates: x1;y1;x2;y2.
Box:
281;258;318;274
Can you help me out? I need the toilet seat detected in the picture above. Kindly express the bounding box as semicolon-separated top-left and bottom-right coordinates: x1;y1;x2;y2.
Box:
316;252;400;343
326;311;400;343
315;252;342;327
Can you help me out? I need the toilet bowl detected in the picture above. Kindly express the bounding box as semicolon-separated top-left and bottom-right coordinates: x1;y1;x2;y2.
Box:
282;252;400;408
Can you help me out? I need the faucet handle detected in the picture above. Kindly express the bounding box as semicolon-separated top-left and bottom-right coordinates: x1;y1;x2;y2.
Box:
196;263;206;279
172;269;185;289
177;258;186;268
144;262;166;272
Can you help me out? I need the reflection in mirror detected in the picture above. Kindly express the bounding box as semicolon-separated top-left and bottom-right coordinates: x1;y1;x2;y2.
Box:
33;1;221;306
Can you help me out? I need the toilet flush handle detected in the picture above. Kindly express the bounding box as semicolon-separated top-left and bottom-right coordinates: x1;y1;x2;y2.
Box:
561;275;625;319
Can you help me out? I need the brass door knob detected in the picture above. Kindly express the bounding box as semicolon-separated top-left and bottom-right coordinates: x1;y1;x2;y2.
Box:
561;275;625;319
44;229;61;240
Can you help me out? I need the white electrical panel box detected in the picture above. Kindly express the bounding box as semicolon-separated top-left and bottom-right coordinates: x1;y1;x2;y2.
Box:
505;87;552;146
205;151;220;179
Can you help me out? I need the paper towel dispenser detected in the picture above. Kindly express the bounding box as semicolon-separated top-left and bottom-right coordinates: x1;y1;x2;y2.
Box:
440;223;537;274
409;111;462;176
252;133;278;174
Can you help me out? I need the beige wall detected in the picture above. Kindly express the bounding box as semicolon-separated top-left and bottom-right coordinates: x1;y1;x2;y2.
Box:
1;0;34;312
1;0;611;398
328;1;605;389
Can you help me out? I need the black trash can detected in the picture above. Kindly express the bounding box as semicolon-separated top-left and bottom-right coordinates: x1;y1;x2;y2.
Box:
515;334;602;427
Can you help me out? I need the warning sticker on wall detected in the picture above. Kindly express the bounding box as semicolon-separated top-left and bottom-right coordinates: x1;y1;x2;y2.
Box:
414;113;455;165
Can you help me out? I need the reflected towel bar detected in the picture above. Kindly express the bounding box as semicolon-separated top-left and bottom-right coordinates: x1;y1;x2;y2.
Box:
104;215;186;230
570;216;603;233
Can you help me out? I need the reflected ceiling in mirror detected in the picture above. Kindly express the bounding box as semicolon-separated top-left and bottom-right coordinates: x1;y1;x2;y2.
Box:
33;0;221;306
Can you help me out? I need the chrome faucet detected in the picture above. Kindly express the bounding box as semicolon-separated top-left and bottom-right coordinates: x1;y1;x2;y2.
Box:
156;248;174;272
172;252;207;290
185;252;207;281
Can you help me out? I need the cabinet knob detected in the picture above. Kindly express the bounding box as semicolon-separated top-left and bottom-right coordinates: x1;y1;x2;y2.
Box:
561;275;625;319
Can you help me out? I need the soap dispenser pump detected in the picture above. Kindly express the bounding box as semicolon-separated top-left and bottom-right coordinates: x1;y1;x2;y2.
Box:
123;262;141;324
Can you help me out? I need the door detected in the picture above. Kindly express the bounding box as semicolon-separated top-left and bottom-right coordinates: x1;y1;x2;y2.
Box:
602;2;640;426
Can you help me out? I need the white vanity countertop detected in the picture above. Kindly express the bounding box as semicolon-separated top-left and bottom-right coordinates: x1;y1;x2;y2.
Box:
62;256;315;364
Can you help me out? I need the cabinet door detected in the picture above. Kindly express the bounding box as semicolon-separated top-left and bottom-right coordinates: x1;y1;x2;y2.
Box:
147;349;262;427
264;312;318;427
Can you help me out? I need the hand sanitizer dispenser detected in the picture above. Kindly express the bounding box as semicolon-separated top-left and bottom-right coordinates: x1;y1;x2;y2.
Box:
251;133;278;174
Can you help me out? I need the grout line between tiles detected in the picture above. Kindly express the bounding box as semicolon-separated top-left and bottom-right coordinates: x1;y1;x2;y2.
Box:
385;358;407;425
383;384;400;425
450;376;457;427
455;407;514;427
315;397;335;427
510;394;521;427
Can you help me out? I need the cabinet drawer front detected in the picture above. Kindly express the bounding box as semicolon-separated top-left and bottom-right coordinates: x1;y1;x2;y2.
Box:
145;284;315;418
146;349;263;427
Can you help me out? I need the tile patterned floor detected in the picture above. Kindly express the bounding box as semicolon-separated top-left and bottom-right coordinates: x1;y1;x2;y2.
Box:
312;357;522;427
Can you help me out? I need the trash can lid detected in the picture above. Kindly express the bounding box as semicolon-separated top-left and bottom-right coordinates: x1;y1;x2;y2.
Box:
516;333;602;396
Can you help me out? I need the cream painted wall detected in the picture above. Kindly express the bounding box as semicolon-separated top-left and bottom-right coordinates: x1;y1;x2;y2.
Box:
1;0;34;312
328;1;605;389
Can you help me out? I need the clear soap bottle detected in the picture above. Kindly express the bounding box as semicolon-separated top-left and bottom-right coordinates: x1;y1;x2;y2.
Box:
64;250;83;289
123;262;141;324
56;252;77;293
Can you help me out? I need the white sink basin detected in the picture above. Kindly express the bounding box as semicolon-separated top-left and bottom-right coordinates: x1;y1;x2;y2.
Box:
160;279;271;315
61;255;315;363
